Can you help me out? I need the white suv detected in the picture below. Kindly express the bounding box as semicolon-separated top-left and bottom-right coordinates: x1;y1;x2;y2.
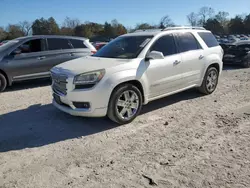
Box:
51;27;223;124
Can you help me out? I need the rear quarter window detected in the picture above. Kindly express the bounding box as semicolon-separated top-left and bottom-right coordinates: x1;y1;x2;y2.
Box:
47;38;72;50
70;39;87;49
198;32;219;48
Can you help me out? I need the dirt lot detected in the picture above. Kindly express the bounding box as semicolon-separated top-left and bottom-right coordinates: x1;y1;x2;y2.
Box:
0;66;250;188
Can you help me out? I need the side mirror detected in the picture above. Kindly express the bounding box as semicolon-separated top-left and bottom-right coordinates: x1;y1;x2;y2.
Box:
145;51;164;61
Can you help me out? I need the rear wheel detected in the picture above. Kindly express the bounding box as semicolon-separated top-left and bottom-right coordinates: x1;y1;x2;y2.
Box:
108;84;142;124
198;67;219;95
0;73;7;92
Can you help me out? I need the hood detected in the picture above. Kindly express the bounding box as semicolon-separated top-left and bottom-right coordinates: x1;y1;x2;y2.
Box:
53;56;130;75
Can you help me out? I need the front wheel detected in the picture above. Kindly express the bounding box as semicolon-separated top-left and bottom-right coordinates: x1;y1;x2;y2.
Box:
0;73;7;92
107;84;142;124
198;67;219;95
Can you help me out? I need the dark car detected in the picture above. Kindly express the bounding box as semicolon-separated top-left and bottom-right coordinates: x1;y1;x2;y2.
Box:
221;41;250;68
0;35;96;91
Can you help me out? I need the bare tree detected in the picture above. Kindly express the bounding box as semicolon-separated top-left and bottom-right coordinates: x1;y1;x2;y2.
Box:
19;21;32;35
215;11;229;33
198;7;214;26
62;17;80;29
159;15;175;28
187;12;199;26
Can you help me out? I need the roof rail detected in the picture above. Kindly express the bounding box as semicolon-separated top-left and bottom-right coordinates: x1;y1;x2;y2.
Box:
163;26;206;31
132;26;206;33
133;29;162;33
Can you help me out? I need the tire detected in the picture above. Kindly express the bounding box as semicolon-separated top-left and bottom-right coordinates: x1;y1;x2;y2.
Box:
198;67;219;95
0;73;7;92
243;58;250;68
107;84;143;124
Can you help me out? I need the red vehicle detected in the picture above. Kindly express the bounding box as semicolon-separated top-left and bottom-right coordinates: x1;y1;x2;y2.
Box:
0;40;9;46
93;42;107;50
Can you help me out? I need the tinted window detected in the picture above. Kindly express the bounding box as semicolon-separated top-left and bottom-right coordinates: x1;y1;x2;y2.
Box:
93;35;153;59
198;32;219;48
150;35;177;56
47;38;71;50
70;39;87;49
18;39;45;53
177;33;201;52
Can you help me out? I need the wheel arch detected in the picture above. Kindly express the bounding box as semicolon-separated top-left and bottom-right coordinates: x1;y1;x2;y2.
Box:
0;69;11;86
111;80;145;103
207;63;220;73
109;79;146;104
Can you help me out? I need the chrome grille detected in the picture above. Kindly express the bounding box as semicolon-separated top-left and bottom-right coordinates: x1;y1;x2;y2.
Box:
51;72;68;95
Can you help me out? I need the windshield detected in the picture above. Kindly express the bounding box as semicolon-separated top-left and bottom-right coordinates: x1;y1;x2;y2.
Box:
93;35;153;59
0;40;19;51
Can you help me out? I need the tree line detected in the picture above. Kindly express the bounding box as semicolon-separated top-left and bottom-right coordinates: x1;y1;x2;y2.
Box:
1;6;250;42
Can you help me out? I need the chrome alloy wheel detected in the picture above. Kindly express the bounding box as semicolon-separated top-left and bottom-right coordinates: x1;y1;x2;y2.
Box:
115;90;139;120
206;70;218;93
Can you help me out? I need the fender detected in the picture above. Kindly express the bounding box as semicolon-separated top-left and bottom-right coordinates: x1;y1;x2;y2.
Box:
106;68;150;104
198;53;222;86
0;69;12;86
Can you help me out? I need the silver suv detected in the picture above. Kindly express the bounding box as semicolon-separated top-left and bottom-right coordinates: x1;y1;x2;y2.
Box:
51;27;223;124
0;35;96;91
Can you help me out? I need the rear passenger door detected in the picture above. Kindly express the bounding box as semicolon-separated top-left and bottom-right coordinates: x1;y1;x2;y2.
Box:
69;39;93;58
175;32;205;86
46;38;73;68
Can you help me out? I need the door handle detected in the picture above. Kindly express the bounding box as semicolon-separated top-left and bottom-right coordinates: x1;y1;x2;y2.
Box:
37;56;46;60
199;55;204;60
173;60;181;65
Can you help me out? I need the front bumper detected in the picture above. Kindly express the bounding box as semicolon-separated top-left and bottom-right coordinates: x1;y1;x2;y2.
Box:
53;99;107;117
52;74;112;117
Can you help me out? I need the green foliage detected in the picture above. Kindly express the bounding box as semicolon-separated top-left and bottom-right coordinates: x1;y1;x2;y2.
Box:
135;23;157;30
228;16;245;34
244;14;250;34
5;24;25;40
1;10;250;42
0;27;7;41
187;7;250;35
32;17;60;35
204;19;224;34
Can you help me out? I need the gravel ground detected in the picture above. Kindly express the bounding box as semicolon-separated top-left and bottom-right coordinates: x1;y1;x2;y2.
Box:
0;66;250;188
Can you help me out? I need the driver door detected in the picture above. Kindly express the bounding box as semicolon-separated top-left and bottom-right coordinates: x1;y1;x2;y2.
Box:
145;34;183;98
5;38;48;81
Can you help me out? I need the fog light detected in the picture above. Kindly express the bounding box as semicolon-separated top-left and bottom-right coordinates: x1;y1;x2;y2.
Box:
73;102;90;109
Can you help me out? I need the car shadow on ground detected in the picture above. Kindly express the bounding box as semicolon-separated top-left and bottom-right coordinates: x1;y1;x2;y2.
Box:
5;78;51;92
0;88;203;152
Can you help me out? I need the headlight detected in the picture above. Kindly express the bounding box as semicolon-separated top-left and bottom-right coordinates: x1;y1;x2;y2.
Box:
73;69;105;85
